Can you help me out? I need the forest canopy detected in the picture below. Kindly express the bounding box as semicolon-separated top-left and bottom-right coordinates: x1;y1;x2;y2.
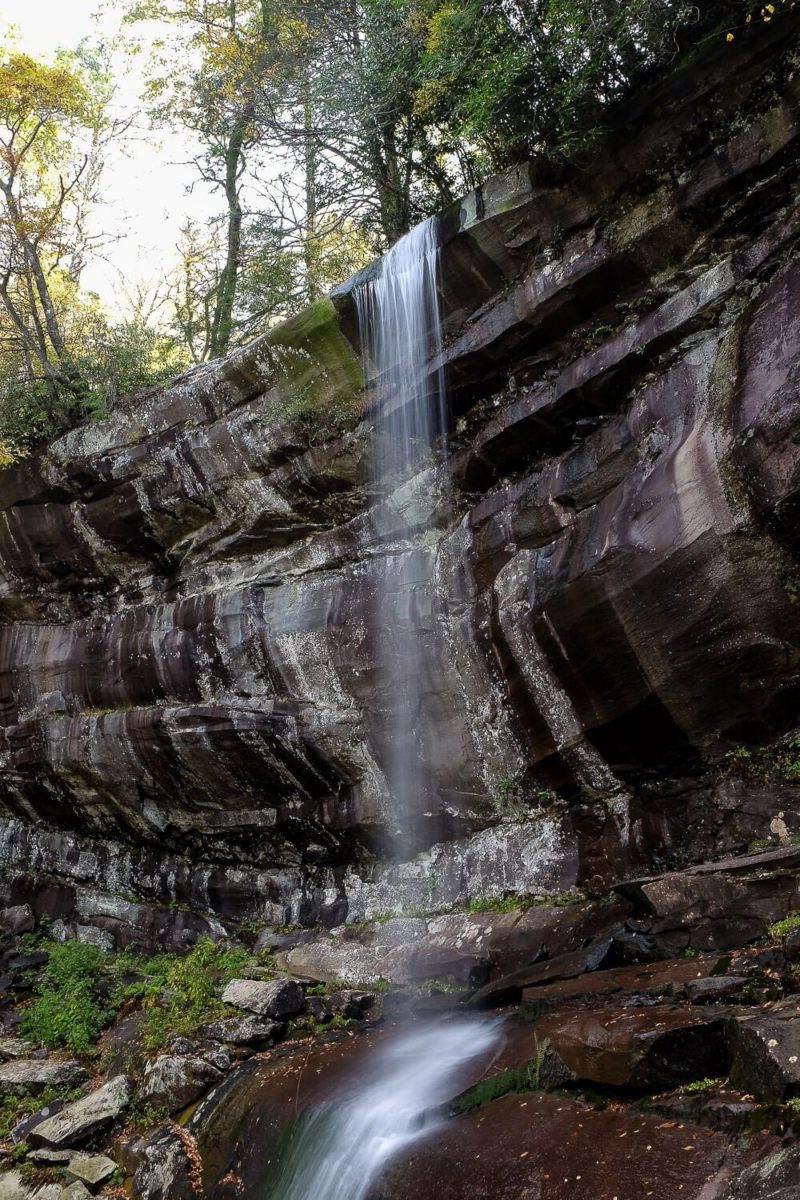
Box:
0;0;773;456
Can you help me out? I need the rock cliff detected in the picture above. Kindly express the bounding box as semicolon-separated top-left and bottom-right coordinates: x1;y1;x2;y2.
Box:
1;18;800;943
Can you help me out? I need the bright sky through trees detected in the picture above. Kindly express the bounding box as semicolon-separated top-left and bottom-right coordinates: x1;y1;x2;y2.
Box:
0;0;215;311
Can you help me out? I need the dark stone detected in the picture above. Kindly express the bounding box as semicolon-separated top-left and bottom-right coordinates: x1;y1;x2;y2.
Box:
120;1124;197;1200
724;1143;800;1200
685;976;749;1003
534;1004;730;1090
728;1002;800;1102
468;939;617;1008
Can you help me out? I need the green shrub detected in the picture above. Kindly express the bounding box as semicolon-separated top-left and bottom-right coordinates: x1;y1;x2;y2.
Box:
19;940;110;1054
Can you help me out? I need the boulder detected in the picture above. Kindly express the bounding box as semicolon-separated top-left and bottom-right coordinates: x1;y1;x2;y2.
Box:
201;1015;283;1048
685;976;749;1003
63;1153;117;1192
140;1054;223;1114
724;1143;800;1200
62;1185;93;1200
328;990;375;1020
0;1038;36;1061
126;1124;197;1200
221;977;306;1019
534;1004;729;1090
0;905;35;935
0;1059;89;1097
28;1075;131;1147
729;1002;800;1102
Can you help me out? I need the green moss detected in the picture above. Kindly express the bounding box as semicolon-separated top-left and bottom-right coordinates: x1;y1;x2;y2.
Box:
681;1076;724;1094
225;297;364;444
769;914;800;941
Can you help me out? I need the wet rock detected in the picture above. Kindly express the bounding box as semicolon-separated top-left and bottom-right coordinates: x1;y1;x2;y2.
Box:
0;905;34;935
221;977;306;1019
729;1002;800;1101
328;990;375;1020
685;976;749;1003
28;1075;131;1147
0;1058;88;1097
468;939;616;1008
140;1054;224;1114
640;1084;757;1136
724;1142;800;1199
534;1004;729;1090
519;954;732;1018
378;1091;732;1200
201;1015;283;1048
63;1153;117;1191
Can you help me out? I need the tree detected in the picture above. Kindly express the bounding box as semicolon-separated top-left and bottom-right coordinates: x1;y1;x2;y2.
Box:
0;49;111;417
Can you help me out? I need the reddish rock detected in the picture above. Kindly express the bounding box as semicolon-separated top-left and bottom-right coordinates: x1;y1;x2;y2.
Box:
376;1092;736;1200
534;1004;729;1090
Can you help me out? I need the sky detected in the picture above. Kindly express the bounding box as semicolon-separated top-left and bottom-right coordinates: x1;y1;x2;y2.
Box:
0;0;217;315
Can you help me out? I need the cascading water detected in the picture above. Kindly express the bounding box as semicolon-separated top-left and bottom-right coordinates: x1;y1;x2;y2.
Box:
261;1018;500;1200
259;223;492;1199
354;217;448;846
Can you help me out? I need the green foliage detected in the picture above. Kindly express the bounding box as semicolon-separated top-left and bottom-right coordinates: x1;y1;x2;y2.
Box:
413;0;756;168
468;893;521;914
723;734;800;785
19;940;110;1054
131;937;249;1052
681;1076;724;1093
0;1084;89;1141
769;914;800;941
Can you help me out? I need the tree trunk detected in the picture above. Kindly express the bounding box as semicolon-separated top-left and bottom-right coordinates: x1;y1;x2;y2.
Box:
208;111;251;359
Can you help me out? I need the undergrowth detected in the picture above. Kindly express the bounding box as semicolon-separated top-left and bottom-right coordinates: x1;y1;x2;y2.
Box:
18;936;250;1058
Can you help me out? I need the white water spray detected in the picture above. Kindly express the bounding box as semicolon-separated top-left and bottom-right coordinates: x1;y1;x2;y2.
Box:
354;218;448;842
263;1018;500;1200
262;222;466;1200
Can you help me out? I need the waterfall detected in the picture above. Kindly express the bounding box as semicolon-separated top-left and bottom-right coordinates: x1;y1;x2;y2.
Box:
260;222;469;1200
261;1018;499;1200
353;218;448;846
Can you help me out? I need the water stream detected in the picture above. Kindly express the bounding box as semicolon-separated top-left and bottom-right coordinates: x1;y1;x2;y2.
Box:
261;1018;500;1200
353;217;448;847
259;221;472;1198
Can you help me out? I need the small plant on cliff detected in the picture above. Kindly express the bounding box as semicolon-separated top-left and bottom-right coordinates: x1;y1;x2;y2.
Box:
681;1076;724;1093
722;734;800;785
19;940;110;1054
768;914;800;941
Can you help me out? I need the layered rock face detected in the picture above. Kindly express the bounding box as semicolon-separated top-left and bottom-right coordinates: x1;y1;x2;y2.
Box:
1;21;800;937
